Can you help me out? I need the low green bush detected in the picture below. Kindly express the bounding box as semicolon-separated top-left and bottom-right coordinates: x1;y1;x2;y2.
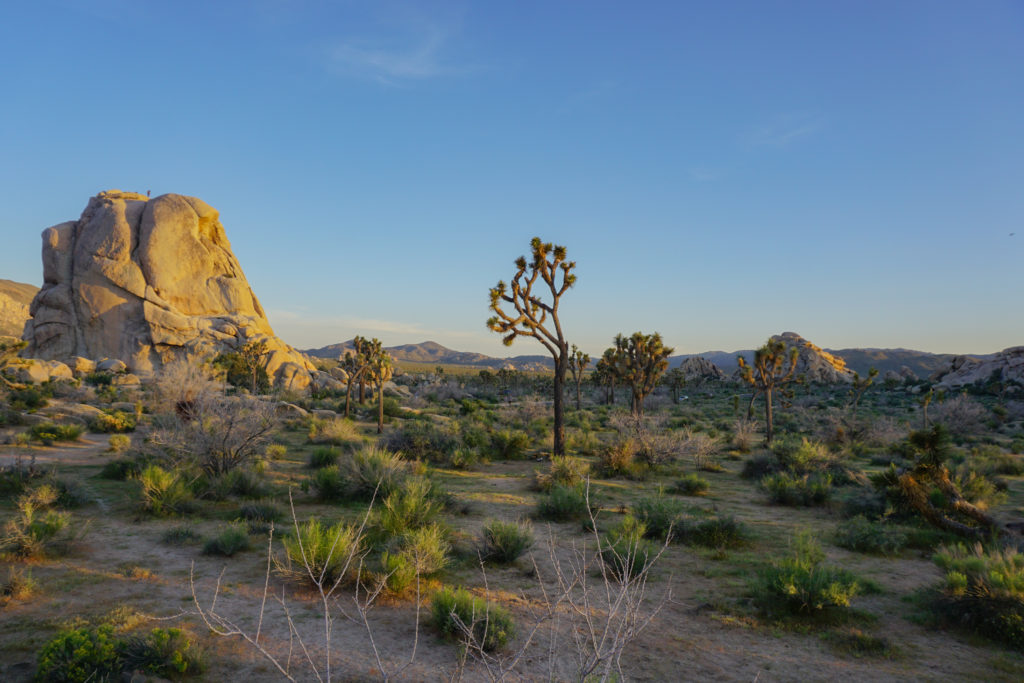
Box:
88;411;135;434
138;466;194;516
762;472;832;506
673;473;709;496
431;586;515;652
373;477;444;541
751;532;863;622
28;422;83;445
489;429;532;460
278;518;363;586
536;484;591;522
478;520;534;564
632;495;685;542
600;515;655;581
35;624;121;682
534;455;589;491
100;458;143;481
931;543;1024;650
689;516;746;549
834;516;908;555
117;627;204;677
107;434;131;452
308;446;340;469
202;523;251;557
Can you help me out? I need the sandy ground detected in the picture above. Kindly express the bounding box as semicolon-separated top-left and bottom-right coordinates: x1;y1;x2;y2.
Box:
2;438;1024;682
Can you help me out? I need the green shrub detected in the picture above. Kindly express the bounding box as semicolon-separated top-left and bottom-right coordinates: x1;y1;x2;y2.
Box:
390;523;450;578
117;627;204;677
381;551;416;593
238;501;283;525
199;469;268;500
448;447;483;470
0;456;45;497
931;543;1024;649
28;422;83;445
308;446;340;469
138;466;194;516
340;446;410;501
741;453;778;480
834;516;908;555
279;518;363;586
534;455;589;492
1;486;74;559
600;515;655;581
762;472;832;506
632;495;685;542
307;417;362;448
35;624;121;682
84;371;114;386
673;473;709;496
88;411;135;434
202;523;251;557
599;439;639;477
161;527;201;546
9;387;47;410
107;434;131;453
489;429;532;460
100;458;143;481
478;520;534;564
689;516;746;549
373;477;443;541
265;444;288;460
431;587;515;652
751;532;862;621
536;484;590;522
382;420;459;462
1;565;39;604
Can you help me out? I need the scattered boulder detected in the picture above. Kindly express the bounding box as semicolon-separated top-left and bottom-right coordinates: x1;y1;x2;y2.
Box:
312;409;338;420
275;402;309;418
96;358;127;373
21;190;317;389
68;357;97;377
9;361;51;385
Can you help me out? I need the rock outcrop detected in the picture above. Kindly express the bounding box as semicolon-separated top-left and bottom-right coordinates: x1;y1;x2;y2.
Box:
678;356;726;382
21;190;318;390
0;280;38;337
770;332;855;384
935;347;1024;389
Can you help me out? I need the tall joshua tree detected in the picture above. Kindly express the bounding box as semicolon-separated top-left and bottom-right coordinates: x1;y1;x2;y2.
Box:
364;338;393;434
849;367;879;417
612;332;674;417
488;237;576;456
239;340;269;394
568;344;590;410
738;338;798;446
353;336;371;404
665;366;686;404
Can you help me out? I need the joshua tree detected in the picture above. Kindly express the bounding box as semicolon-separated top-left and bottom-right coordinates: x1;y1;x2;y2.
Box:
353;336;371;403
737;338;798;446
665;367;686;404
364;338;394;434
594;348;618;404
611;332;674;417
238;340;269;394
568;344;590;410
920;388;934;429
849;367;879;417
340;338;370;418
487;237;576;456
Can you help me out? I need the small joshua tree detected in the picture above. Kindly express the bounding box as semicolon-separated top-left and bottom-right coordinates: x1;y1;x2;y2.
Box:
611;332;674;417
340;338;370;418
849;367;879;417
488;237;576;456
568;344;590;411
594;348;618;405
737;338;798;446
353;336;372;404
364;338;394;434
665;367;686;404
239;340;270;394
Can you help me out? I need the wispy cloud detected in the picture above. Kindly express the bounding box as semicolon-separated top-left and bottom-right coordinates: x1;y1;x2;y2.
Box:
324;15;470;83
747;113;823;147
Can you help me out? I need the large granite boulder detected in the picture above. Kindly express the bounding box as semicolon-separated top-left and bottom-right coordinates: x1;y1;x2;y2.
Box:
0;280;38;337
21;190;317;390
770;331;855;384
678;356;726;382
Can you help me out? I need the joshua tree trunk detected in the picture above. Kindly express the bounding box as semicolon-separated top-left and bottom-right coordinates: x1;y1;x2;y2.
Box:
575;379;582;411
377;382;384;434
747;392;756;420
764;389;774;446
553;351;568;456
359;378;366;404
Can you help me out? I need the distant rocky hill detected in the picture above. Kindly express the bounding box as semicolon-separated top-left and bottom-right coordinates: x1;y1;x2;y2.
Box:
0;279;38;337
20;190;328;391
305;340;554;372
935;347;1024;388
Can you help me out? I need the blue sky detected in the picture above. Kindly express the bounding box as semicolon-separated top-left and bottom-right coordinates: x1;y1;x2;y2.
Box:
1;1;1021;357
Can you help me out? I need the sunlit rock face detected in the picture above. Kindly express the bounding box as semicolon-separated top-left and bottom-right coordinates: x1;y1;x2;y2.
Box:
936;347;1024;388
770;331;855;384
22;190;318;390
678;356;725;382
